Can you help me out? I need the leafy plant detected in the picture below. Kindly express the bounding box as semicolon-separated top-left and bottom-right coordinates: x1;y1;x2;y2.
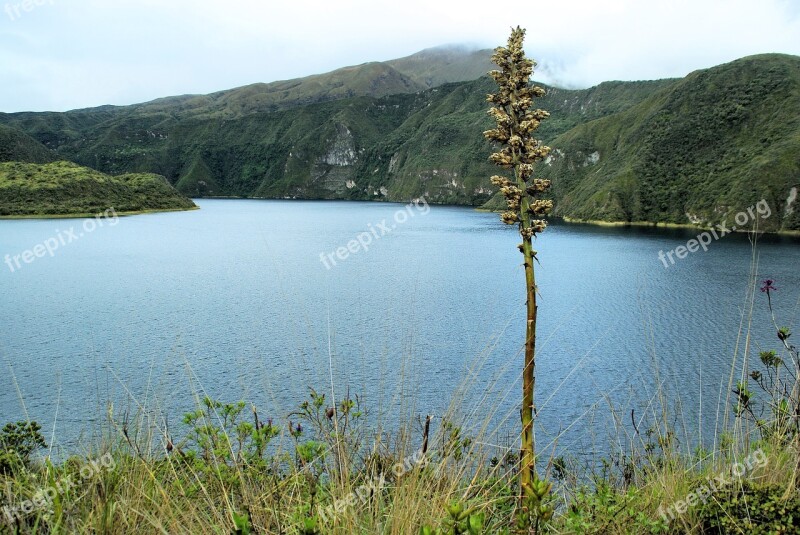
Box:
736;279;800;441
695;482;800;534
440;419;473;463
291;388;365;477
179;397;280;475
564;483;668;534
231;511;252;535
421;501;489;535
0;421;46;474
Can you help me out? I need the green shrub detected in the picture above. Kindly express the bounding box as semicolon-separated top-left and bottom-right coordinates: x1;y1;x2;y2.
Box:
695;482;800;534
0;421;47;475
565;483;668;534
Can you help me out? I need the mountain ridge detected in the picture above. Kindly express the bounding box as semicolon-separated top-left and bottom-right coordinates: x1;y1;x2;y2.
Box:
541;53;800;231
0;51;798;231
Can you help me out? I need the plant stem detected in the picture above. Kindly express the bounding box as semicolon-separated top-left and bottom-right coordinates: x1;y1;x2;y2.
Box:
516;164;537;499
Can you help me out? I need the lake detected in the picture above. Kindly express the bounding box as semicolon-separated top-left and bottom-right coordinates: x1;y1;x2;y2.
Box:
1;199;799;459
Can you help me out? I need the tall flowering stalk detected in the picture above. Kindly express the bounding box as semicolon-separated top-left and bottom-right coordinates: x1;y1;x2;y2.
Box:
484;26;554;520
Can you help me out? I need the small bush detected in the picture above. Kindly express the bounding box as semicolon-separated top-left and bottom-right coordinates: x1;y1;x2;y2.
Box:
695;482;800;534
0;421;47;475
565;483;668;534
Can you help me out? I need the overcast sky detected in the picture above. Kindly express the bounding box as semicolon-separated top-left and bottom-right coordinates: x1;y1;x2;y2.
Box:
1;0;799;113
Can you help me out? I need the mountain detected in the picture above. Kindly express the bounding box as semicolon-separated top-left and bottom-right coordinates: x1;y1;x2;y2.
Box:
386;46;495;88
542;53;800;231
128;61;426;120
1;47;492;127
0;51;798;231
0;161;197;217
0;124;57;164
0;75;673;203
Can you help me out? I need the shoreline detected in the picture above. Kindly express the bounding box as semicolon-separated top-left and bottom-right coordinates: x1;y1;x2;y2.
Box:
9;196;797;237
560;216;800;237
0;205;199;220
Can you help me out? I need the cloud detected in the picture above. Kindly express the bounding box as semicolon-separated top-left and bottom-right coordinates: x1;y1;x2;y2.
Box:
1;0;798;111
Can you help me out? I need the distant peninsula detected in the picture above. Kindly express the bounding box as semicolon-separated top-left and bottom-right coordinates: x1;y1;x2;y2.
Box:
0;161;197;218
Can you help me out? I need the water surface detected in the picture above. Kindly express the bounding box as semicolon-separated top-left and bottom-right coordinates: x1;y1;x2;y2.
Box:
1;200;798;458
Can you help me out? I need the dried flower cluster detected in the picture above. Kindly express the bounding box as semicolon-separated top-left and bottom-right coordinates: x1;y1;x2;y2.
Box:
484;26;553;245
484;27;556;519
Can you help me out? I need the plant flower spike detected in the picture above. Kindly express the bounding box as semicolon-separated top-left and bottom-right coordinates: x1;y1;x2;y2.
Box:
485;26;554;530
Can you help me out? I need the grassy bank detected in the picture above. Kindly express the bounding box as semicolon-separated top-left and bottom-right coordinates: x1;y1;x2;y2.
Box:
560;216;800;237
1;395;798;534
0;206;200;220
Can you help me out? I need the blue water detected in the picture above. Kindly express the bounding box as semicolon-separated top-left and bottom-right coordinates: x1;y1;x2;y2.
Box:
1;200;798;459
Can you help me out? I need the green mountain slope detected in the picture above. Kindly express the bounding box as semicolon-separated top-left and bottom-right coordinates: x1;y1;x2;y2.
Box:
543;54;800;232
1;53;798;230
0;76;670;202
0;161;197;217
130;61;427;120
0;124;57;163
0;47;492;132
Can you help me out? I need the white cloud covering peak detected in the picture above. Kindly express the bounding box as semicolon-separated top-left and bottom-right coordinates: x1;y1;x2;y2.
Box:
1;0;798;112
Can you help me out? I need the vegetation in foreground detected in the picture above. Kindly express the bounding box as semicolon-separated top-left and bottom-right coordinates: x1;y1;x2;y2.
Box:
0;161;197;217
